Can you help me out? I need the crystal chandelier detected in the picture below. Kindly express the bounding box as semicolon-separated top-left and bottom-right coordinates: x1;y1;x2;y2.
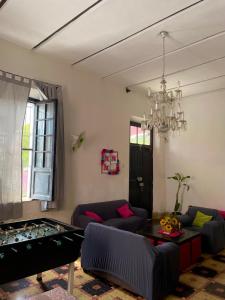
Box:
141;31;187;134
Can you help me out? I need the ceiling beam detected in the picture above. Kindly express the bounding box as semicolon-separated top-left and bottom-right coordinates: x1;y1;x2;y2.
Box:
102;30;225;79
125;54;225;89
71;0;204;66
0;0;8;9
173;73;225;90
32;0;103;50
127;74;225;97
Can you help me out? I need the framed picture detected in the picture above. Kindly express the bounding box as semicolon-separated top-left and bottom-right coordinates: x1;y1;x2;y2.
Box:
101;149;120;175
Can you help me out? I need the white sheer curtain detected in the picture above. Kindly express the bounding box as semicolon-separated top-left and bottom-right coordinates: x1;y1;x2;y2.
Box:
0;72;31;221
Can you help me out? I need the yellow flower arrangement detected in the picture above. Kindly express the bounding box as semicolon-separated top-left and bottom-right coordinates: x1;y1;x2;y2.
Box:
165;224;172;232
160;219;166;226
171;217;178;226
160;214;181;234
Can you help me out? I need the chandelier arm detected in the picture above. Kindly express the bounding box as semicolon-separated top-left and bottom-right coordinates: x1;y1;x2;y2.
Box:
162;33;166;79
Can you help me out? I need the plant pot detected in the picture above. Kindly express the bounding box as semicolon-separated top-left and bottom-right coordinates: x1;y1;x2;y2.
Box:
172;211;182;216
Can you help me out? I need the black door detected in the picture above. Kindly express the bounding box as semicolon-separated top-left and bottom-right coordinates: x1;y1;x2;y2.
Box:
129;122;153;218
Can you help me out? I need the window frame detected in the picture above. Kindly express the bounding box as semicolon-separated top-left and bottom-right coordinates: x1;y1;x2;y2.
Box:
130;121;152;146
22;97;57;201
22;101;35;200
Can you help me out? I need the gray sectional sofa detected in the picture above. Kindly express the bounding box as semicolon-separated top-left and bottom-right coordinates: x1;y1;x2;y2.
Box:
71;199;148;232
81;223;180;300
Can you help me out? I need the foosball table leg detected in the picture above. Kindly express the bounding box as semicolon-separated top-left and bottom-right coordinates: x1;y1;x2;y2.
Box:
67;262;74;294
36;273;42;282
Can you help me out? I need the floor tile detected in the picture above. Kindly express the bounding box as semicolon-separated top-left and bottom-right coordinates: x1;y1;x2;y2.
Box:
179;272;209;290
191;265;218;278
201;258;225;273
214;272;225;285
172;282;195;298
189;291;221;300
81;279;112;297
205;281;225;299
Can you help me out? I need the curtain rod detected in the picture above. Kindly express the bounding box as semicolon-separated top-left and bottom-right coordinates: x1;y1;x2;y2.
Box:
0;70;30;81
0;69;61;88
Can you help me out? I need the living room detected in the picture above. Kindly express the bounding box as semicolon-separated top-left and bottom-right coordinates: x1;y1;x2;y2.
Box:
0;0;225;299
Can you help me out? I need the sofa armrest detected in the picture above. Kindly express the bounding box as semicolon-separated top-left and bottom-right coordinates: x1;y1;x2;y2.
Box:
131;206;148;219
201;220;225;253
155;242;180;263
178;214;193;226
154;242;180;297
202;220;224;230
202;220;225;233
74;215;99;229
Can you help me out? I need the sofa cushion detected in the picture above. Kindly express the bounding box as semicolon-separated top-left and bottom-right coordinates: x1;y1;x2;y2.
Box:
219;210;225;219
185;225;201;232
75;200;129;220
103;216;143;232
84;211;103;222
71;199;148;232
187;206;223;221
178;214;193;226
192;211;212;227
117;204;134;218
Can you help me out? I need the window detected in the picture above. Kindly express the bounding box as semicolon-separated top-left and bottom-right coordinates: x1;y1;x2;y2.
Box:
22;100;57;201
22;102;35;199
129;122;151;146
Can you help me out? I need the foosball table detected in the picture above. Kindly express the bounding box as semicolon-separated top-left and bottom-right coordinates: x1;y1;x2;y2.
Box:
0;218;84;293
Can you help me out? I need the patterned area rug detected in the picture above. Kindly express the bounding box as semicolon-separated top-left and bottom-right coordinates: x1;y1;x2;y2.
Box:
0;249;225;300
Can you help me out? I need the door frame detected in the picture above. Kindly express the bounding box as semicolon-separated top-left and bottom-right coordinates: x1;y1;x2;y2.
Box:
129;121;153;218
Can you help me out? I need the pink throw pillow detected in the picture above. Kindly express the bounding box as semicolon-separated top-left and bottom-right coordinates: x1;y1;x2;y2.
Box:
219;210;225;219
84;211;103;222
117;204;134;218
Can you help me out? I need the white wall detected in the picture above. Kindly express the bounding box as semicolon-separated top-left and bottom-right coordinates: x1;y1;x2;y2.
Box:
153;135;166;213
0;38;73;222
165;89;225;213
66;69;165;212
0;38;165;222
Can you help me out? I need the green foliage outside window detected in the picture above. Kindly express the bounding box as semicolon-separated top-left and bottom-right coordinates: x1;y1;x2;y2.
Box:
22;124;30;168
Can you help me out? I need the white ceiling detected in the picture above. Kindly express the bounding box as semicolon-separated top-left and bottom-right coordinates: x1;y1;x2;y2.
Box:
0;0;225;97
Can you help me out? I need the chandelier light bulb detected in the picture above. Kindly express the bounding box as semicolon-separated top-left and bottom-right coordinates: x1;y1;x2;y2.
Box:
150;107;153;115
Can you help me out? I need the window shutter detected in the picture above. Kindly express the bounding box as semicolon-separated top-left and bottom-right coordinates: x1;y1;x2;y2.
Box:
30;100;57;201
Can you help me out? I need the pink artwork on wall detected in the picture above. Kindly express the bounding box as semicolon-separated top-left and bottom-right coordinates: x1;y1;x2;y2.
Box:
101;149;120;175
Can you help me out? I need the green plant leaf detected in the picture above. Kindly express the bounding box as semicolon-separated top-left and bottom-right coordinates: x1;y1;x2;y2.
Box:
175;173;182;180
169;172;191;212
72;132;85;152
181;176;190;182
168;176;179;181
174;202;180;212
